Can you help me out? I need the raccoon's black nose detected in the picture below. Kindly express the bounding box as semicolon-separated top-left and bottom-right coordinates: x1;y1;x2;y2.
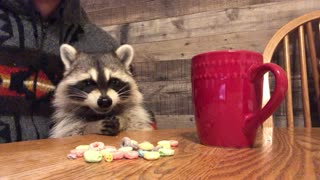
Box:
97;97;112;108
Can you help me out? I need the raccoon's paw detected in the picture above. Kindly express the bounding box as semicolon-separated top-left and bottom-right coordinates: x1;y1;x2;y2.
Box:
101;116;120;136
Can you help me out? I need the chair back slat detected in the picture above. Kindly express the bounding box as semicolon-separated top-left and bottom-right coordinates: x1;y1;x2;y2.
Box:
306;22;320;116
283;35;294;128
298;25;312;128
263;11;320;128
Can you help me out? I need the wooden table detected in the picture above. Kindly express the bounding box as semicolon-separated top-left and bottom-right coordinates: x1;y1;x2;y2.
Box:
0;128;319;179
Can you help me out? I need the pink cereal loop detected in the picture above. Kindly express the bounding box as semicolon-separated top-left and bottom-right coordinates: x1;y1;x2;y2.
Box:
70;149;85;157
124;151;139;159
89;142;105;151
112;151;124;160
170;140;179;147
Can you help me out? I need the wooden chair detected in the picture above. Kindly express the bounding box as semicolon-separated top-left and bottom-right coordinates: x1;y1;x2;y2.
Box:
263;10;320;128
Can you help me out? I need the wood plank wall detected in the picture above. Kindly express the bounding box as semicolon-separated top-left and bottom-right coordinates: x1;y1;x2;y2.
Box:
81;0;320;128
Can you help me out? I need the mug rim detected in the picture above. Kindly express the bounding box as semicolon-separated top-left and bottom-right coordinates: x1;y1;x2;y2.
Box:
192;50;262;61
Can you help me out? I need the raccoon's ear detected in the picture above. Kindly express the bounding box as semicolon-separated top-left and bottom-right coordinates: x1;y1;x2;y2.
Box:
60;44;78;71
116;44;134;69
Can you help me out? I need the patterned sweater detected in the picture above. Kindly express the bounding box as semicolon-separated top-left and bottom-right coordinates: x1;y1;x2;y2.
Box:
0;0;119;142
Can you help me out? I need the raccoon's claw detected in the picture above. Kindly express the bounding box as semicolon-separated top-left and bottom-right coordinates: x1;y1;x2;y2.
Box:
101;116;120;136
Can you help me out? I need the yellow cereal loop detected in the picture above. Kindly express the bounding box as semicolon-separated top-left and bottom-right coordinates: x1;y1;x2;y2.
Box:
143;151;160;160
138;142;154;151
103;152;113;162
157;141;171;149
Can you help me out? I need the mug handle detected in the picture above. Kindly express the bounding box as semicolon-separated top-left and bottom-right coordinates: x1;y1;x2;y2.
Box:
243;63;288;135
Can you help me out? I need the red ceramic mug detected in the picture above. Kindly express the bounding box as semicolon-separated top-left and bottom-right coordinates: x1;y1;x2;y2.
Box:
191;50;288;148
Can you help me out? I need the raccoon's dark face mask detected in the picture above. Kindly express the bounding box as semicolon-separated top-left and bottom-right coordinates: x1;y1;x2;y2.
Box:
56;44;142;114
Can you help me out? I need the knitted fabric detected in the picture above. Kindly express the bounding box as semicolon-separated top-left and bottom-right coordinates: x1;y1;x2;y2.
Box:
0;0;119;143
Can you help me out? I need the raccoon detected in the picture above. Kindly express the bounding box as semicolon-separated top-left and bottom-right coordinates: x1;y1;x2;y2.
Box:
49;44;153;138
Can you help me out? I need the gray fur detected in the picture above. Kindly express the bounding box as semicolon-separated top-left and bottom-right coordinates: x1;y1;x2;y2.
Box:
50;44;152;138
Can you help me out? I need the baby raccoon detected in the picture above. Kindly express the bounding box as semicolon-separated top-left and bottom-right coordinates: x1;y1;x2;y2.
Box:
50;44;153;138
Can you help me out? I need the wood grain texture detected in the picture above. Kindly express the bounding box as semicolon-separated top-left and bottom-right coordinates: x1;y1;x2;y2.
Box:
155;115;194;129
298;26;312;128
283;35;294;128
263;10;320;127
81;0;289;26
306;22;320;115
0;128;320;179
102;1;320;45
131;29;276;62
139;80;193;115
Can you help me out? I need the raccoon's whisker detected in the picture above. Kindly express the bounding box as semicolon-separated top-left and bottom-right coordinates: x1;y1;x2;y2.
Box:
67;94;87;99
118;90;131;96
71;106;82;113
67;92;87;97
116;85;129;94
70;87;88;95
68;87;88;94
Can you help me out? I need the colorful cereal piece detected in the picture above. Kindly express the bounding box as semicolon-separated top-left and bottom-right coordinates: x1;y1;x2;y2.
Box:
118;147;133;152
89;142;105;151
124;151;139;159
75;145;89;150
70;149;86;157
152;145;163;151
169;140;179;147
159;148;175;157
157;141;171;149
112;151;124;160
67;153;77;160
103;146;117;152
103;152;113;162
138;142;154;151
121;137;132;147
131;140;138;146
121;137;139;150
143;151;160;160
101;149;113;157
131;140;139;150
138;150;147;157
84;150;103;163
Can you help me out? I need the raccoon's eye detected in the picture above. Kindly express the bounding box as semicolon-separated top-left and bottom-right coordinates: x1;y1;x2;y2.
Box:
109;78;120;86
83;79;96;86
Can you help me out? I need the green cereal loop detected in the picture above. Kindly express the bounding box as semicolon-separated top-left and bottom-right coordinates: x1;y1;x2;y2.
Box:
159;148;175;156
84;150;102;163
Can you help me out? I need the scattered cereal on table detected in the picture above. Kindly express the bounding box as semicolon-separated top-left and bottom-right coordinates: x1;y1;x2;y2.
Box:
67;137;179;163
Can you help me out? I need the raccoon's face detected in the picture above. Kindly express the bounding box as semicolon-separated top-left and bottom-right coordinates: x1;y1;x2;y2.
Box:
54;44;142;114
